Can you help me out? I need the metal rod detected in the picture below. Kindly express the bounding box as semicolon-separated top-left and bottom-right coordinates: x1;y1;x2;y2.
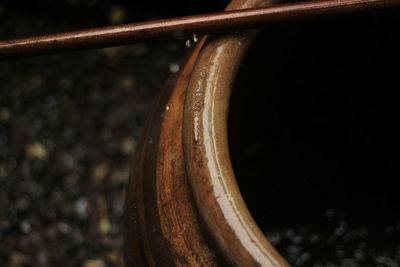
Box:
0;0;399;60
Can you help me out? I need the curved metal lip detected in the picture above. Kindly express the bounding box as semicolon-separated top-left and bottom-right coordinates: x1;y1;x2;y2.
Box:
182;1;289;266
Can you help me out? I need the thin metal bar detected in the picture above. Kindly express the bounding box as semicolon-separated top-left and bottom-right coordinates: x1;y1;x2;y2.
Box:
0;0;399;60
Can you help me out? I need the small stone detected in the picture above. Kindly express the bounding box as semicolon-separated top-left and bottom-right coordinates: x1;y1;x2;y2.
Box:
309;234;321;244
26;142;47;160
91;162;110;184
0;108;11;122
109;5;126;24
266;232;282;245
285;228;295;239
99;218;111;235
15;197;29;211
100;128;112;141
119;76;135;90
107;251;122;264
58;222;71;234
62;153;76;169
37;251;48;265
120;137;136;154
63;175;79;187
20;220;31;233
83;259;106;267
75;198;88;218
110;168;129;185
292;235;304;244
296;252;311;266
0;219;10;230
9;252;26;266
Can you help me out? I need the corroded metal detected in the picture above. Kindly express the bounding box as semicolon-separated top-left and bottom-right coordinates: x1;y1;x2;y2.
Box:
1;0;399;60
124;0;292;265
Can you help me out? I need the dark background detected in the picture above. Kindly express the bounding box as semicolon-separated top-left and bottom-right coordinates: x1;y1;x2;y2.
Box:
229;6;400;267
1;1;400;267
0;1;232;266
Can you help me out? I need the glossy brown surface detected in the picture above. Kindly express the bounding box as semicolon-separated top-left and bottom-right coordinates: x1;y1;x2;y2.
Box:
182;0;289;265
1;0;399;60
125;38;219;266
125;0;291;265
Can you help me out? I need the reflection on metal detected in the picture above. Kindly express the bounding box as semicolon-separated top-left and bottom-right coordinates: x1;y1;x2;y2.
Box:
1;0;399;60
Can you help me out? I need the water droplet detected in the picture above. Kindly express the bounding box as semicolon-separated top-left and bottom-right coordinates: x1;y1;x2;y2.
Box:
165;106;170;111
192;34;198;43
185;39;192;48
169;63;180;73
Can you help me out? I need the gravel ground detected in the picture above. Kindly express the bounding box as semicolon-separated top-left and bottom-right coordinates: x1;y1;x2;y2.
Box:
2;2;400;267
0;2;184;266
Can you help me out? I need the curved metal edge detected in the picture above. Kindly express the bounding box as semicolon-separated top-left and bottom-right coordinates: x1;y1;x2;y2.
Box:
124;38;221;266
182;0;290;266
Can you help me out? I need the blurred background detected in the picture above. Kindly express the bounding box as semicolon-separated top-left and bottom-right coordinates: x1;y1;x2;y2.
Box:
0;1;227;266
1;1;400;267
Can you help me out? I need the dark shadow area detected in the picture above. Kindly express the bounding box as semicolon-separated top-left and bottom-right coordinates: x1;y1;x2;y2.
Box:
1;0;229;30
0;1;187;266
229;11;400;266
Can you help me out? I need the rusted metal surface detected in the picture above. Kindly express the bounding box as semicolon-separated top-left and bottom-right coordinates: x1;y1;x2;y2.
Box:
0;0;399;60
124;0;291;265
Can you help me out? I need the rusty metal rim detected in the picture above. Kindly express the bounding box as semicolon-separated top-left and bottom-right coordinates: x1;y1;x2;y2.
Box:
182;0;290;265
